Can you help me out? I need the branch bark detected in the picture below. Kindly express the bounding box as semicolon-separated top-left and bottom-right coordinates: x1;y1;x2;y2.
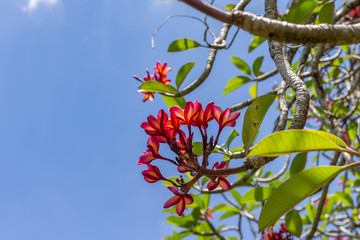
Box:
181;0;360;45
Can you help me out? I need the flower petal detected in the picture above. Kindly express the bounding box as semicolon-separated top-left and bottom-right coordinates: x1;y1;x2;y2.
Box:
219;178;231;191
163;196;182;208
142;164;164;183
138;149;155;165
147;136;160;155
167;186;181;196
169;106;185;122
184;194;193;205
212;105;222;123
207;180;219;191
177;166;188;173
176;198;186;215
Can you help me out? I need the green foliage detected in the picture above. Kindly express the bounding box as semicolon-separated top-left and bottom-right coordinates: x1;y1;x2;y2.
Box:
248;36;265;52
168;39;201;52
246;130;348;158
230;56;252;75
241;187;274;203
252;56;264;77
285;210;303;237
242;94;276;153
285;0;319;24
289;152;307;177
318;1;334;24
259;161;360;231
223;76;250;95
139;81;173;93
176;62;195;89
249;83;257;98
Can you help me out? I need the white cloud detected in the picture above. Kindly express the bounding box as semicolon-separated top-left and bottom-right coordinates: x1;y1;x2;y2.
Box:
22;0;61;13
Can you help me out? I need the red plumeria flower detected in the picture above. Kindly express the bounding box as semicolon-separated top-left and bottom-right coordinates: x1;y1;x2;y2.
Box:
192;102;214;129
333;237;346;240
141;110;171;137
163;187;193;215
138;136;161;165
170;101;202;127
142;164;166;183
154;62;171;85
133;71;155;102
316;198;329;207
177;166;188;173
207;161;231;191
138;149;155;165
199;207;214;221
212;105;240;131
261;224;292;240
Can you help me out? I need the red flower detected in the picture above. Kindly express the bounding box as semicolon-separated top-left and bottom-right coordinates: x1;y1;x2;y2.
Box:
212;105;240;130
170;101;202;127
141;110;171;137
177;166;188;173
142;164;166;183
261;223;292;240
207;161;231;191
192;102;214;128
138;136;161;165
163;187;193;215
133;71;155;102
199;207;214;221
155;62;171;85
333;237;346;240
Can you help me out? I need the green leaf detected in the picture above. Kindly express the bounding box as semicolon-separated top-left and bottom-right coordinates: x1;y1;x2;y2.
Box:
258;161;360;232
242;94;276;153
247;130;348;158
285;210;303;237
290;152;307;177
249;83;257;98
334;192;353;206
223;76;250;95
168;39;201;52
162;95;186;108
347;121;357;141
241;187;274;203
357;119;360;138
192;142;203;157
166;216;192;228
220;211;238;220
230;56;251;75
201;176;209;186
166;231;191;240
248;36;266;52
176;62;195;89
285;0;319;24
139;81;172;93
225;4;235;11
306;203;316;221
230;189;242;206
191;207;201;222
203;194;210;208
318;2;334;24
252;56;264;77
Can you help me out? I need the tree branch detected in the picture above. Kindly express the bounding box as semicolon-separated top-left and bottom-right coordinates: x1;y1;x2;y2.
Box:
181;0;360;45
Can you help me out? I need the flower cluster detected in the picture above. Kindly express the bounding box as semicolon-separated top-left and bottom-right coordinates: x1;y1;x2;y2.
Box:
139;101;240;215
133;62;171;102
261;224;292;240
345;6;360;22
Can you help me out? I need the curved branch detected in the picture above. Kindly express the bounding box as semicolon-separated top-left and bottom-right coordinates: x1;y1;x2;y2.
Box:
167;0;251;97
181;0;360;45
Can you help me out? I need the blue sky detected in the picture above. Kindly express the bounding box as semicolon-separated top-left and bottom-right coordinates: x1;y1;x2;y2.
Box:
0;0;291;239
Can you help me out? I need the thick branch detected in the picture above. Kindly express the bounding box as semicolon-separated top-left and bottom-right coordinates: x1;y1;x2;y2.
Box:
181;0;360;45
